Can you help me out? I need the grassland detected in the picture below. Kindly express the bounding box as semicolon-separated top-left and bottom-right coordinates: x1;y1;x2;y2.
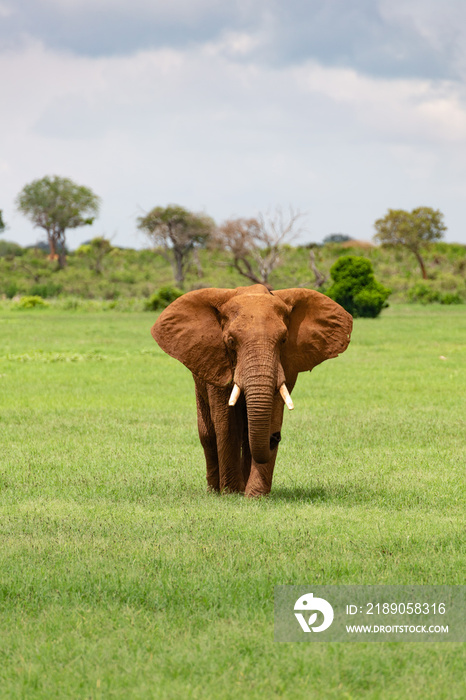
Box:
0;305;465;698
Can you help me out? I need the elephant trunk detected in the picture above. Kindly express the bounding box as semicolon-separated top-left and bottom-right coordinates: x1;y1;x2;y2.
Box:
244;382;274;464
240;345;277;465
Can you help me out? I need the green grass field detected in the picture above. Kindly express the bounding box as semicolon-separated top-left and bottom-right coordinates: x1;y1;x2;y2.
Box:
0;305;465;699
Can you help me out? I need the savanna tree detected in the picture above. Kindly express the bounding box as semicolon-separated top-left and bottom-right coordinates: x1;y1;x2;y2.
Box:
374;207;446;279
76;236;113;274
0;209;5;233
215;208;303;288
16;176;100;268
323;233;352;244
137;205;214;287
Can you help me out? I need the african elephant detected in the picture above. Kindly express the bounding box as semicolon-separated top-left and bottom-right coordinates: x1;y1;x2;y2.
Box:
151;284;352;497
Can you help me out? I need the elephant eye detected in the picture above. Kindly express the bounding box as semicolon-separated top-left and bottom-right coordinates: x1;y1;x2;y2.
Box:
226;336;236;350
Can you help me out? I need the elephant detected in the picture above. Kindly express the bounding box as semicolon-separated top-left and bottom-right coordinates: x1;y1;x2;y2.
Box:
151;284;352;497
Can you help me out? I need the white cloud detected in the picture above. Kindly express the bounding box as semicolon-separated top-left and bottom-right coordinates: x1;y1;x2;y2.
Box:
1;0;463;83
204;29;266;58
16;0;234;19
293;62;466;143
0;2;13;18
379;0;466;79
1;39;466;247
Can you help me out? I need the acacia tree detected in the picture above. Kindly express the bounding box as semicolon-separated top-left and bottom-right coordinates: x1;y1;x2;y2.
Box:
76;236;113;274
374;207;446;279
323;233;352;244
215;208;303;287
16;176;100;269
0;210;5;233
137;204;214;287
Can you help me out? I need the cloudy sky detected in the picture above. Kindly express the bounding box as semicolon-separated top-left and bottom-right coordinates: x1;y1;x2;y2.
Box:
1;0;466;248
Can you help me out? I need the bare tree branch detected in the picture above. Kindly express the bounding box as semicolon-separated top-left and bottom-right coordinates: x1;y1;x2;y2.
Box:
215;207;305;287
309;248;327;288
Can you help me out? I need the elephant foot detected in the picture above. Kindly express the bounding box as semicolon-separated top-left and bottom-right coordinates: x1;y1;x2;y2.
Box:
221;486;245;495
244;463;274;497
206;479;245;495
244;489;270;498
244;476;271;497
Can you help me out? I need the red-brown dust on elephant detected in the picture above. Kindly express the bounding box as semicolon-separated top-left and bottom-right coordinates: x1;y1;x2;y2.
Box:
151;284;352;497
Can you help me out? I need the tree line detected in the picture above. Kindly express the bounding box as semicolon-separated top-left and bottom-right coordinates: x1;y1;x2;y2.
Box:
2;174;449;288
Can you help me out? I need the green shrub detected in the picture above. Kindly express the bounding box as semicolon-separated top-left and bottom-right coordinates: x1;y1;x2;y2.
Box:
103;287;121;301
62;298;80;310
436;272;462;292
144;285;183;311
0;240;24;257
13;295;50;309
5;282;18;299
326;256;391;318
440;292;463;305
110;272;137;284
353;287;389;318
29;282;62;298
407;282;441;304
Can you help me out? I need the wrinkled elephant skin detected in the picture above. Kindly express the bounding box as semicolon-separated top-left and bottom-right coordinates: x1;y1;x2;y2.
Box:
151;284;352;497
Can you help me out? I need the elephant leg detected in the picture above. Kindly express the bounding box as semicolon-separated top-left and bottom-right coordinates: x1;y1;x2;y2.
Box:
195;381;219;491
244;451;279;497
207;386;244;493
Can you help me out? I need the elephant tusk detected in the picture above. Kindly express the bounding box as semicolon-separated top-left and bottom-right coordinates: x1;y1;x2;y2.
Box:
279;384;294;410
228;384;241;406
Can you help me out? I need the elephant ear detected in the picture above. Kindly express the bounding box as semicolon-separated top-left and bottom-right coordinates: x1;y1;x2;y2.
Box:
274;288;353;373
151;288;237;387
